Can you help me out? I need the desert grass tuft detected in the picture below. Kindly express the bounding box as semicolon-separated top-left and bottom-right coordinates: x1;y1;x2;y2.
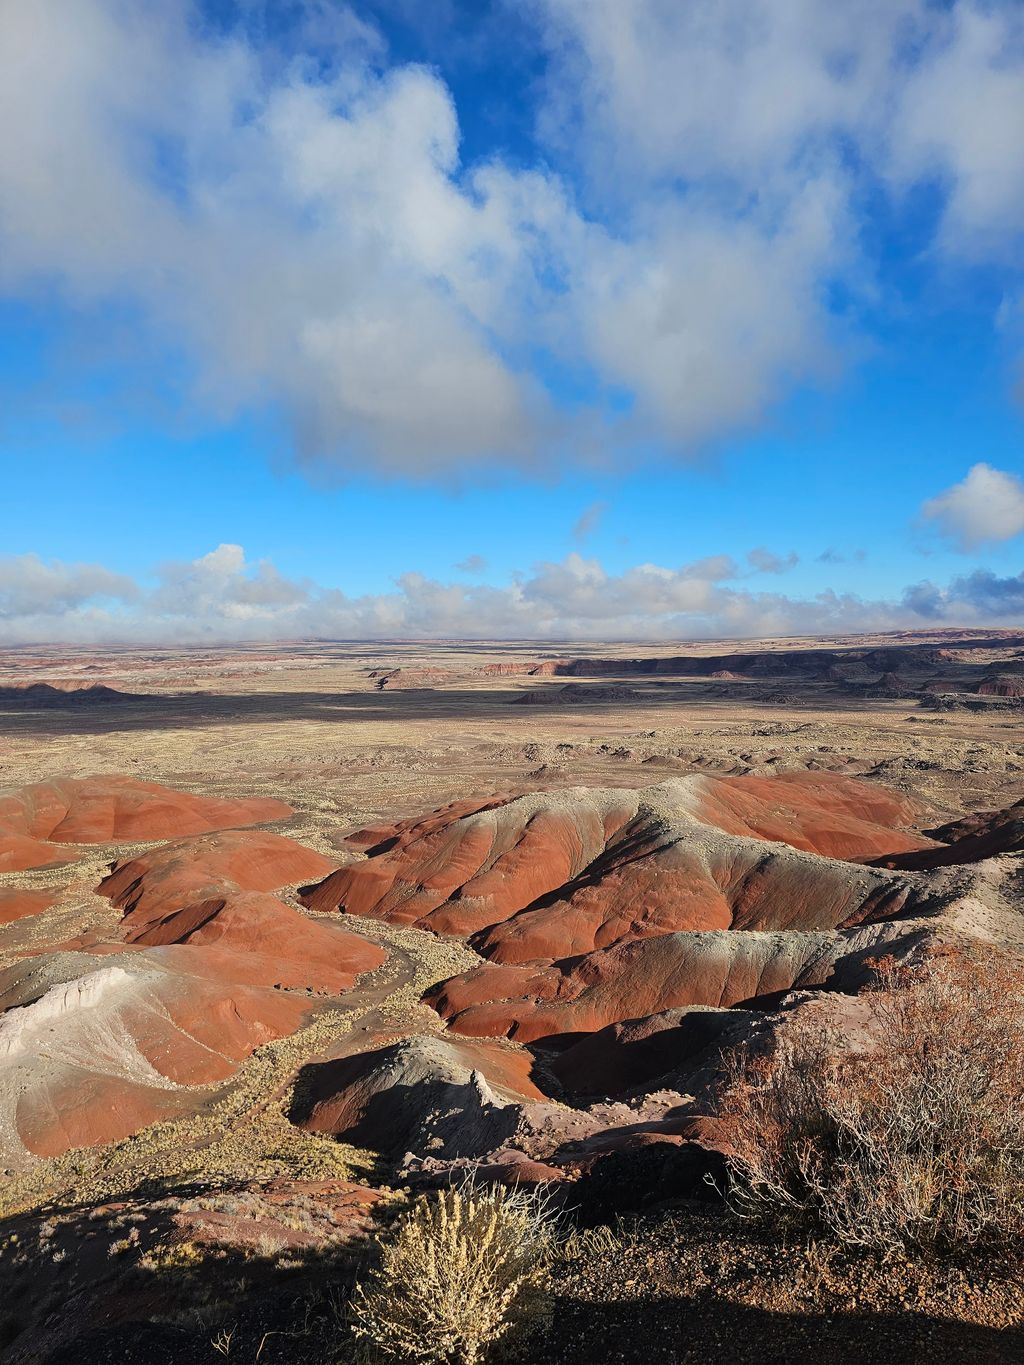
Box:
350;1183;557;1364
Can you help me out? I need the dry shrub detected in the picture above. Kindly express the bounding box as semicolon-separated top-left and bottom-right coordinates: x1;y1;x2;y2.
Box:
350;1183;556;1364
717;949;1024;1253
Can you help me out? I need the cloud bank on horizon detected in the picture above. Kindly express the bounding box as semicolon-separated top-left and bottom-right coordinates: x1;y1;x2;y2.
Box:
2;535;1022;646
0;0;1022;478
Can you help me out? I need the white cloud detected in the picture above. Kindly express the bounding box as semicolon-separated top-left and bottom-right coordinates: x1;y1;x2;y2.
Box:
0;554;137;617
921;463;1024;550
0;542;1018;645
887;3;1024;259
0;1;1021;476
0;4;554;474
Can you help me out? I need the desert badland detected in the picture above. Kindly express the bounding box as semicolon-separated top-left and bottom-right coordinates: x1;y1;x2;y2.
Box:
4;1;1024;1359
0;630;1022;1362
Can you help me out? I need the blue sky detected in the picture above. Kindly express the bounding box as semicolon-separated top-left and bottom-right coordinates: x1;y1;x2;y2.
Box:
0;0;1022;641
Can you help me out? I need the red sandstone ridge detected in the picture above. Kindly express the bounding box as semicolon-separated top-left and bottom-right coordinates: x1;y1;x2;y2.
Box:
871;797;1024;870
301;772;931;940
425;923;913;1043
0;775;292;871
300;773;938;1044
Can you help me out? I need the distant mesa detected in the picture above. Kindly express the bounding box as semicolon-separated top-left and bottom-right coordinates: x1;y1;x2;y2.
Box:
522;643;958;681
976;673;1024;698
525;659;571;676
368;667;451;690
0;775;293;872
0;680;146;707
479;661;540;677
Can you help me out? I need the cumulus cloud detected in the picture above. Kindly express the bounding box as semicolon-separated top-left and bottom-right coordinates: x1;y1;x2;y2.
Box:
887;2;1024;259
0;542;1019;645
921;463;1024;550
903;568;1024;620
0;554;137;617
0;1;1022;476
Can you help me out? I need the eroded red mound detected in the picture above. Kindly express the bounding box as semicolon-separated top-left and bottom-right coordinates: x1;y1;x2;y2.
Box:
294;1031;545;1151
0;776;293;871
428;923;904;1043
123;890;385;993
302;773;929;947
0;958;321;1158
99;829;337;924
0;791;386;1166
299;773;935;1045
95;828;383;994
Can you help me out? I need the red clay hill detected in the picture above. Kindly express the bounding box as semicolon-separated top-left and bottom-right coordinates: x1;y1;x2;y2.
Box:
302;772;939;1042
302;772;931;938
0;775;292;871
0;778;387;1166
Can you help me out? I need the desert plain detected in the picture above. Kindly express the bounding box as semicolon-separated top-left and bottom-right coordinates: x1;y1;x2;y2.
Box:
0;628;1022;1363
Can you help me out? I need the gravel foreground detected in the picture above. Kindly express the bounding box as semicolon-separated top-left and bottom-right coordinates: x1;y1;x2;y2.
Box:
5;1199;1023;1364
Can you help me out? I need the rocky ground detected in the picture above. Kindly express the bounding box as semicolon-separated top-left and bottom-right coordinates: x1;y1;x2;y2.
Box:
0;629;1022;1362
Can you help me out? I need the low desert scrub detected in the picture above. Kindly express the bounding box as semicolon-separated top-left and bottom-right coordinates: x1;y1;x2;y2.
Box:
349;1183;557;1364
717;948;1024;1253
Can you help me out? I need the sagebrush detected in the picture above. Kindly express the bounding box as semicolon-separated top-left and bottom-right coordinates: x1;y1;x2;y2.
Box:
717;948;1024;1252
349;1183;556;1364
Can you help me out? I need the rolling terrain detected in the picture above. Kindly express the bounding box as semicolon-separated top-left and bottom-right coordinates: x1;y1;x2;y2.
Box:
0;629;1022;1362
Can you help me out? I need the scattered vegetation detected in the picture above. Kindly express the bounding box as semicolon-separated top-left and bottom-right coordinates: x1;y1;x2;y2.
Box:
350;1184;558;1364
718;949;1024;1252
